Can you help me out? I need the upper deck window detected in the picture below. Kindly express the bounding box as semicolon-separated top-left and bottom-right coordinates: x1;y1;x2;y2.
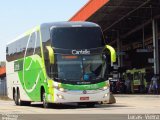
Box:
51;27;105;49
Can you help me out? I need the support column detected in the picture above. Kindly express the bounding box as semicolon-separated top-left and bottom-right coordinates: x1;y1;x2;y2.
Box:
117;31;123;68
116;30;123;79
152;19;159;75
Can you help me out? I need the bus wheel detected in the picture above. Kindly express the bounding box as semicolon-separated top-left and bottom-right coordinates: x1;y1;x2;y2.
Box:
17;89;23;105
17;89;31;106
13;90;19;105
42;92;50;108
86;102;96;108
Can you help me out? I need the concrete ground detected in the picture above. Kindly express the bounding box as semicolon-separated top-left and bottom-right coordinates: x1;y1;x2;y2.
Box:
0;95;160;120
0;95;160;114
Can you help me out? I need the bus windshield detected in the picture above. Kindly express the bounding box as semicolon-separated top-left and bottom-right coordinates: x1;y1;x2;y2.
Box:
54;54;107;84
51;27;104;49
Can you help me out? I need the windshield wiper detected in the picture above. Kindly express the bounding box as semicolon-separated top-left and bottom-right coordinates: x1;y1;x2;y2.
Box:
54;77;66;81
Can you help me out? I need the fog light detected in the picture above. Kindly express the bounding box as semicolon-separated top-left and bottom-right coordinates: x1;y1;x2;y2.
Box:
57;94;64;99
104;93;108;98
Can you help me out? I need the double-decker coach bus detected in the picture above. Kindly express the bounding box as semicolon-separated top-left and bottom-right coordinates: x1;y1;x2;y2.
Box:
6;22;116;108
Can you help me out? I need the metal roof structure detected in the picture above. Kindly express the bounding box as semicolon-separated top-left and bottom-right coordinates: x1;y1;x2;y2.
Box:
70;0;160;44
70;0;160;73
70;0;109;21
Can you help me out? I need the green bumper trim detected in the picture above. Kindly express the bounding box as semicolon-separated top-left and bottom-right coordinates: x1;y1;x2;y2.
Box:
61;82;107;90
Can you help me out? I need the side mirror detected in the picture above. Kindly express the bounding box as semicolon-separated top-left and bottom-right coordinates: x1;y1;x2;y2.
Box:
46;46;54;64
104;45;116;63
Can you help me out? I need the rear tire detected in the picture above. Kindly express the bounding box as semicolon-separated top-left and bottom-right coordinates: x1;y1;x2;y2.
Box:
13;90;18;105
17;89;31;106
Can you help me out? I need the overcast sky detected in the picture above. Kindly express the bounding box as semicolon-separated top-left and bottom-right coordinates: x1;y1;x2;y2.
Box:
0;0;89;61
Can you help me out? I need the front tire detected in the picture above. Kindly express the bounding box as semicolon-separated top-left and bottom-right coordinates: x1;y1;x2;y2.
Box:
16;89;31;106
42;92;50;108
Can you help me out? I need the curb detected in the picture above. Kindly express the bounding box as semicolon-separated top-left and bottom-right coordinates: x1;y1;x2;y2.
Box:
0;96;12;101
114;94;160;98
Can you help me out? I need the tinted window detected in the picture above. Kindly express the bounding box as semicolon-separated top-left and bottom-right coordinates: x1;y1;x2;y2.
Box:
6;36;28;62
35;31;41;56
6;31;41;62
51;27;104;49
26;33;35;56
26;31;41;57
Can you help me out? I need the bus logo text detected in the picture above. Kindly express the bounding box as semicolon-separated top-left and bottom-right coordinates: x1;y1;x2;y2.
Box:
72;49;90;55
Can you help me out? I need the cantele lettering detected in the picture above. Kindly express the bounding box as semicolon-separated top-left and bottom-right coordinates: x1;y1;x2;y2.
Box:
72;49;90;55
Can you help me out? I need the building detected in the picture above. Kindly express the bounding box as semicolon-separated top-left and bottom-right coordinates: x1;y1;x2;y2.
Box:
70;0;160;73
0;62;7;96
70;0;160;93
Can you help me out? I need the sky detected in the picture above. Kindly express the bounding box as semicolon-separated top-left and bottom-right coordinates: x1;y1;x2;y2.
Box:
0;0;89;61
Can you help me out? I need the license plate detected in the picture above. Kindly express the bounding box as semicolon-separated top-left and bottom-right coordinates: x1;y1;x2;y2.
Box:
80;97;89;100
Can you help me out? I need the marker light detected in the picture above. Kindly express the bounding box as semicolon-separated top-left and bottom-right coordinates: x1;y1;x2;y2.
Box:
62;55;78;59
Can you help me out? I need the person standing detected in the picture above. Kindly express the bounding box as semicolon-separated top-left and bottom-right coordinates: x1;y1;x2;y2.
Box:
151;74;159;94
125;75;131;93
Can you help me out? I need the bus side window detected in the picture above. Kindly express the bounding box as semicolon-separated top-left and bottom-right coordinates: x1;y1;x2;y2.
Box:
26;33;36;57
35;31;41;56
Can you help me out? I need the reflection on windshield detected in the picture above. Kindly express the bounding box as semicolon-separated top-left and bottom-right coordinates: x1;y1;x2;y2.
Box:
57;60;82;80
56;54;106;82
83;56;103;81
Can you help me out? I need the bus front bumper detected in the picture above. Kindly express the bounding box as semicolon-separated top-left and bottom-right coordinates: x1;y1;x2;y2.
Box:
52;88;110;103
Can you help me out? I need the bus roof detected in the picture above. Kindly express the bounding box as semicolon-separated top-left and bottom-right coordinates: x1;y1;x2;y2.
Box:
7;21;99;45
40;21;99;28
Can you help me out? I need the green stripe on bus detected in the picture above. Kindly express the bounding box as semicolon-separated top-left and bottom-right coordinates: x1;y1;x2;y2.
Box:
61;81;107;90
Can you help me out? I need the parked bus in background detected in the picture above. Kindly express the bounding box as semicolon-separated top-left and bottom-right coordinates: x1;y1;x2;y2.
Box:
124;68;147;93
6;22;116;108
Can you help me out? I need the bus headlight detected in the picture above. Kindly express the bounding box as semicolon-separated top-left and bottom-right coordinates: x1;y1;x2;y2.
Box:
103;86;108;90
53;82;67;92
53;85;66;92
53;83;59;89
104;93;108;98
59;88;65;92
102;81;110;90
